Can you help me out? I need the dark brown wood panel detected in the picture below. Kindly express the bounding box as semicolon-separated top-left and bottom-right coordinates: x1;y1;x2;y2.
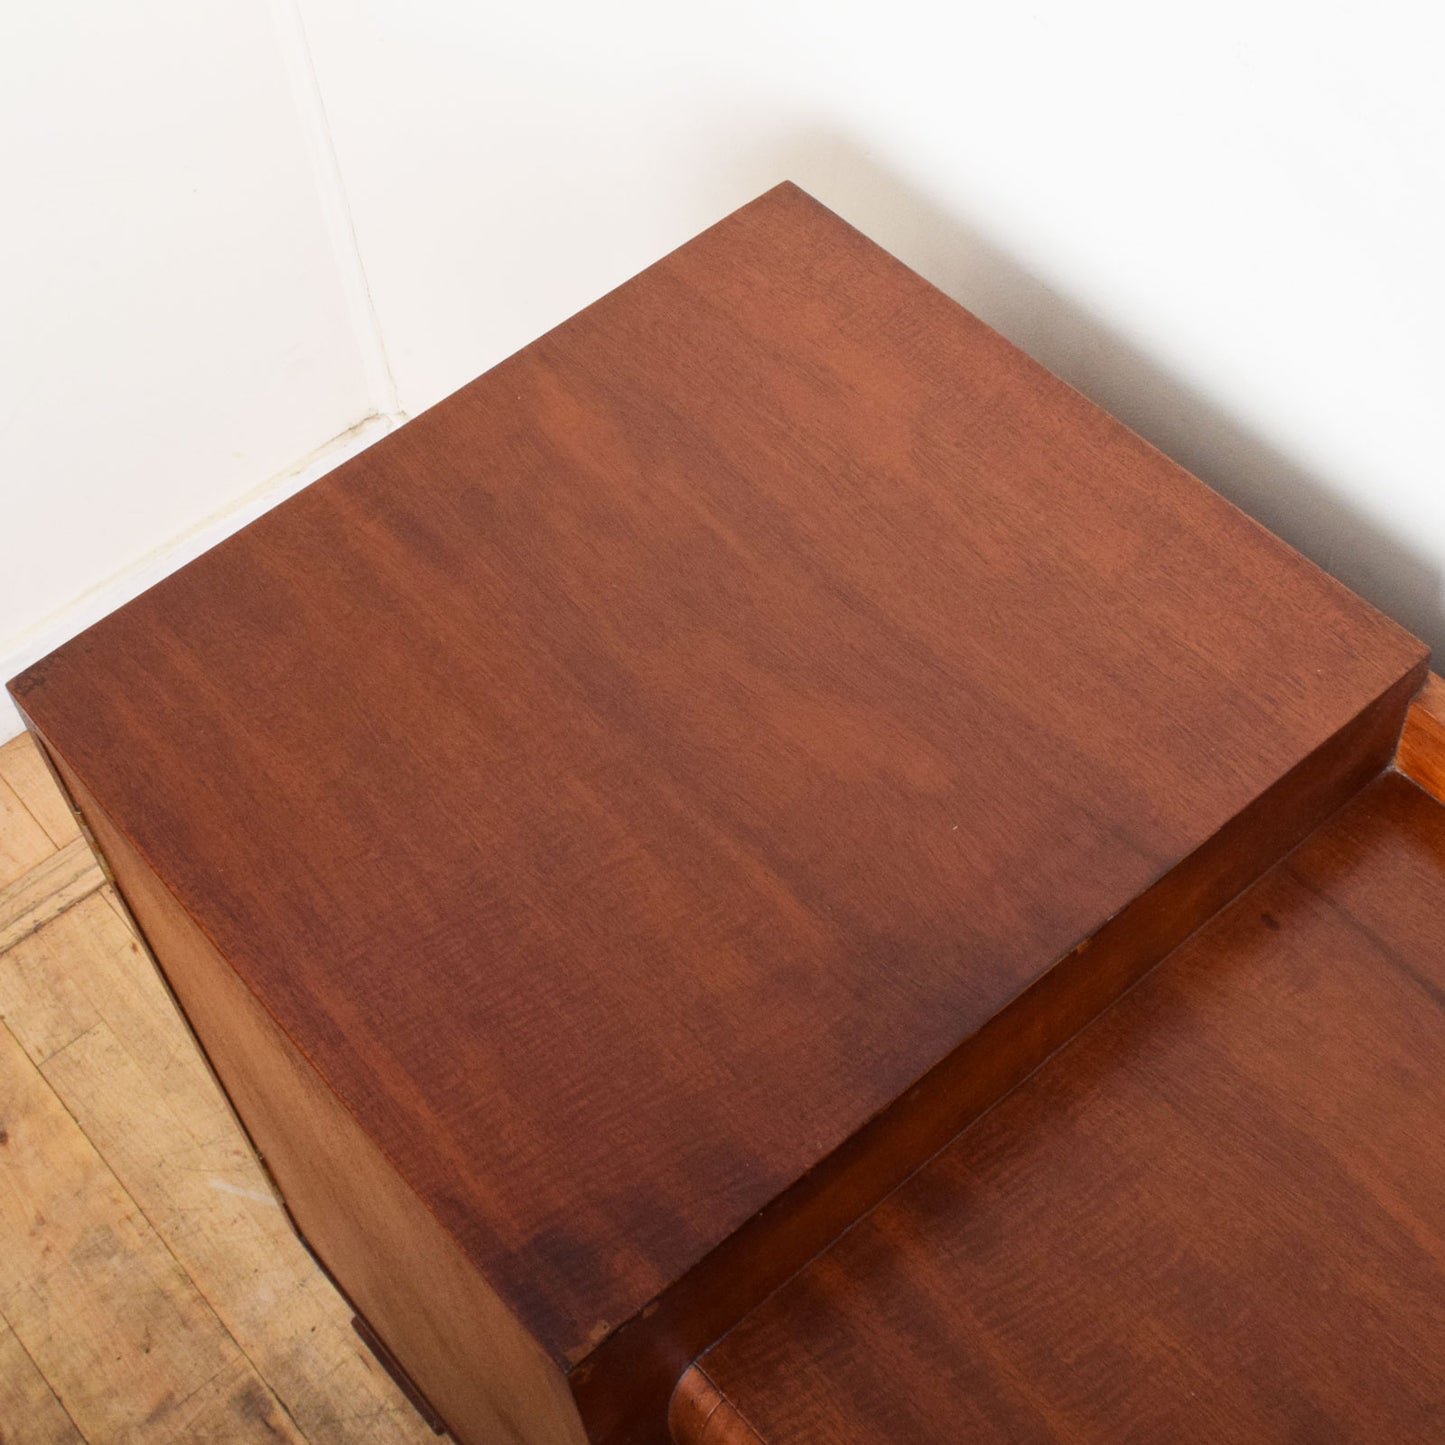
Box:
8;183;1428;1438
687;770;1445;1444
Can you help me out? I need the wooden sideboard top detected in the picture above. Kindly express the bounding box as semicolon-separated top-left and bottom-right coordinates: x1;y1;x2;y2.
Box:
681;768;1445;1443
9;183;1426;1369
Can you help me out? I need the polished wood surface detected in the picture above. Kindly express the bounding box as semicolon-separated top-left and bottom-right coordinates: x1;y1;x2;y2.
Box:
1398;671;1445;802
669;1369;761;1445
683;769;1445;1444
8;183;1428;1439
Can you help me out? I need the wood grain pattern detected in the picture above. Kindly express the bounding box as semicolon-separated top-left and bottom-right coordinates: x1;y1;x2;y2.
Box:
1397;671;1445;801
685;770;1445;1444
8;183;1429;1439
0;733;80;851
0;774;55;894
0;1011;301;1441
0;1318;82;1445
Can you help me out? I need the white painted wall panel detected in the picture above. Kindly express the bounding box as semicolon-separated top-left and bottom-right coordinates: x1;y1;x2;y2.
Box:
0;0;383;732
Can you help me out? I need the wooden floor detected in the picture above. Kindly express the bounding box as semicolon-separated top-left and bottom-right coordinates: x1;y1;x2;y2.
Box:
0;732;434;1443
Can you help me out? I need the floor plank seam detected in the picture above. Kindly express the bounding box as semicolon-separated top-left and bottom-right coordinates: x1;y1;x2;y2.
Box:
0;839;107;957
0;885;107;959
0;938;318;1443
0;1299;87;1444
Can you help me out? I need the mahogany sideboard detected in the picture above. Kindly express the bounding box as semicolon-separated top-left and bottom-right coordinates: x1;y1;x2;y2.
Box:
11;183;1445;1443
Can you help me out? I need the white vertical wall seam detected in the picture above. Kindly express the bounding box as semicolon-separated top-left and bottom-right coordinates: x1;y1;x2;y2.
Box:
267;0;404;425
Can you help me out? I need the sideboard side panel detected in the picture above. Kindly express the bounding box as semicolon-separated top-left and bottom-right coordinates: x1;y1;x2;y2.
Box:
37;734;587;1445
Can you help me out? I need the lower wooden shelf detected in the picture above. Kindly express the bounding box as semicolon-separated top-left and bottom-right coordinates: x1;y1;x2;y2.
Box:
675;763;1445;1443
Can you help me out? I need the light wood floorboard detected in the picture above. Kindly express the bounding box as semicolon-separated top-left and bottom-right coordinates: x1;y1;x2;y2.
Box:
0;733;436;1444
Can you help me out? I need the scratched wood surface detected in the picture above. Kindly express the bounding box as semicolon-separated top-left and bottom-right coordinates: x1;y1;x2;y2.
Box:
681;768;1445;1445
8;183;1429;1441
0;733;433;1445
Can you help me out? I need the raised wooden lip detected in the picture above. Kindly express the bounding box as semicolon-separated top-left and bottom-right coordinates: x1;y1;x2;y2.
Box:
670;1364;764;1445
1397;671;1445;802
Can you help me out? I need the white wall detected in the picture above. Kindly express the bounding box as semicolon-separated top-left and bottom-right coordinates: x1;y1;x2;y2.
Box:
5;0;1442;738
0;0;399;736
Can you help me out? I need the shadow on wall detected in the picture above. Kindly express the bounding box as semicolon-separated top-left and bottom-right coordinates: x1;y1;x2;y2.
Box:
720;131;1443;660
